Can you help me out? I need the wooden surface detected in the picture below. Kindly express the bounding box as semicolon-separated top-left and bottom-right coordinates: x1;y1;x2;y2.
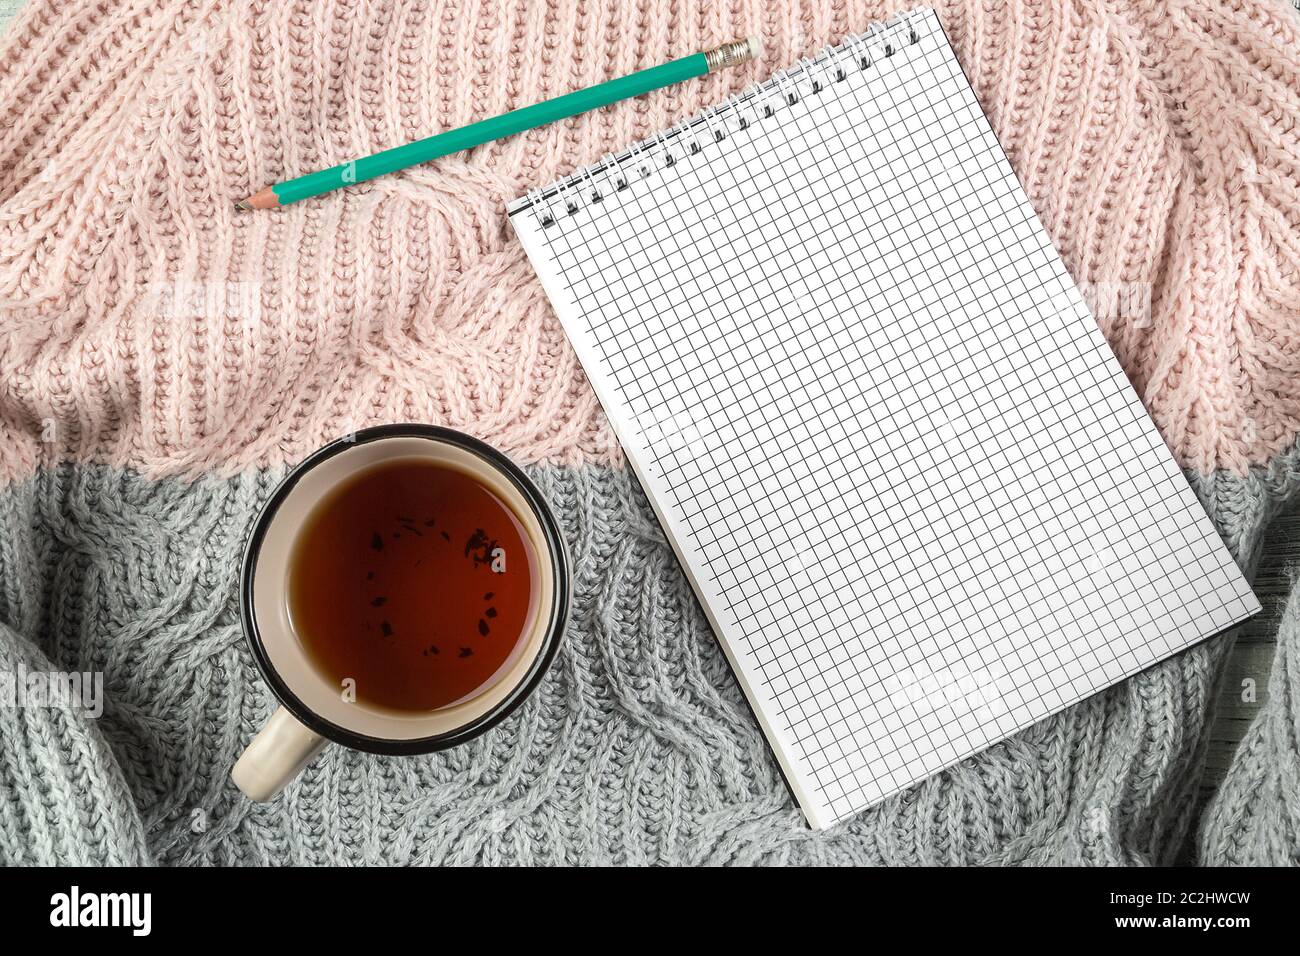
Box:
1173;506;1296;862
1201;507;1299;795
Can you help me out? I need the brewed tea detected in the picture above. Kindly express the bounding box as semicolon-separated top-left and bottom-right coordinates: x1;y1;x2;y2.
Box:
287;457;537;712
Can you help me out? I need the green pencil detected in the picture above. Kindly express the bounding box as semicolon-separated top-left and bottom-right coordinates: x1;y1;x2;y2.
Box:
237;37;761;210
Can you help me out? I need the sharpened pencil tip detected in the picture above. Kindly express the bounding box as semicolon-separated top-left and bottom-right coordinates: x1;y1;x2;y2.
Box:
238;186;281;210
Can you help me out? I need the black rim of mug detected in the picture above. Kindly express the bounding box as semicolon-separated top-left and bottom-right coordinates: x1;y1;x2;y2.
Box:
238;423;571;756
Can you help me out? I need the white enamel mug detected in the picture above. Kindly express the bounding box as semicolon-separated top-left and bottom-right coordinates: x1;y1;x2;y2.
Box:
232;424;570;801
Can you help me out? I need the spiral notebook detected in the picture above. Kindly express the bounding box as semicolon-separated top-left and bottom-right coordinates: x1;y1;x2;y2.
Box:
508;7;1258;829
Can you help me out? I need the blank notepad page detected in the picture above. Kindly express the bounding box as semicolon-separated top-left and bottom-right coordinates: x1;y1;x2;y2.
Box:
509;7;1258;828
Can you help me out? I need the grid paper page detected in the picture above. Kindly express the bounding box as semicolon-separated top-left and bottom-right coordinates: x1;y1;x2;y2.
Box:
509;7;1259;829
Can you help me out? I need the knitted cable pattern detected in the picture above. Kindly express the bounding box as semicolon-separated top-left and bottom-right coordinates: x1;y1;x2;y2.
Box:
0;460;1283;865
0;0;1296;480
0;0;1298;865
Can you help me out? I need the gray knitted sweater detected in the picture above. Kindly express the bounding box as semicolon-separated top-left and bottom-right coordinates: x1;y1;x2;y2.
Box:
1;455;1298;865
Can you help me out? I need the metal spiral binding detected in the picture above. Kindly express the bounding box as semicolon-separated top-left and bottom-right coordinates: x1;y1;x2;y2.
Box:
528;8;929;229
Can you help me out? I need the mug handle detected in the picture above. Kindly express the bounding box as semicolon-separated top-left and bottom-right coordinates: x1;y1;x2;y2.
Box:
232;706;328;801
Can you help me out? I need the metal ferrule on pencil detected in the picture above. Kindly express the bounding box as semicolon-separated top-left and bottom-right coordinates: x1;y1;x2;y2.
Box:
704;38;762;73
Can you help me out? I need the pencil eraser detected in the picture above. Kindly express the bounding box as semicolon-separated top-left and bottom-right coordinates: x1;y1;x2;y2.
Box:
746;36;763;61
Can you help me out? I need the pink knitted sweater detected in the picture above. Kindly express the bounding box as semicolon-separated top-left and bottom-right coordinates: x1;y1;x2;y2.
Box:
0;0;1297;483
